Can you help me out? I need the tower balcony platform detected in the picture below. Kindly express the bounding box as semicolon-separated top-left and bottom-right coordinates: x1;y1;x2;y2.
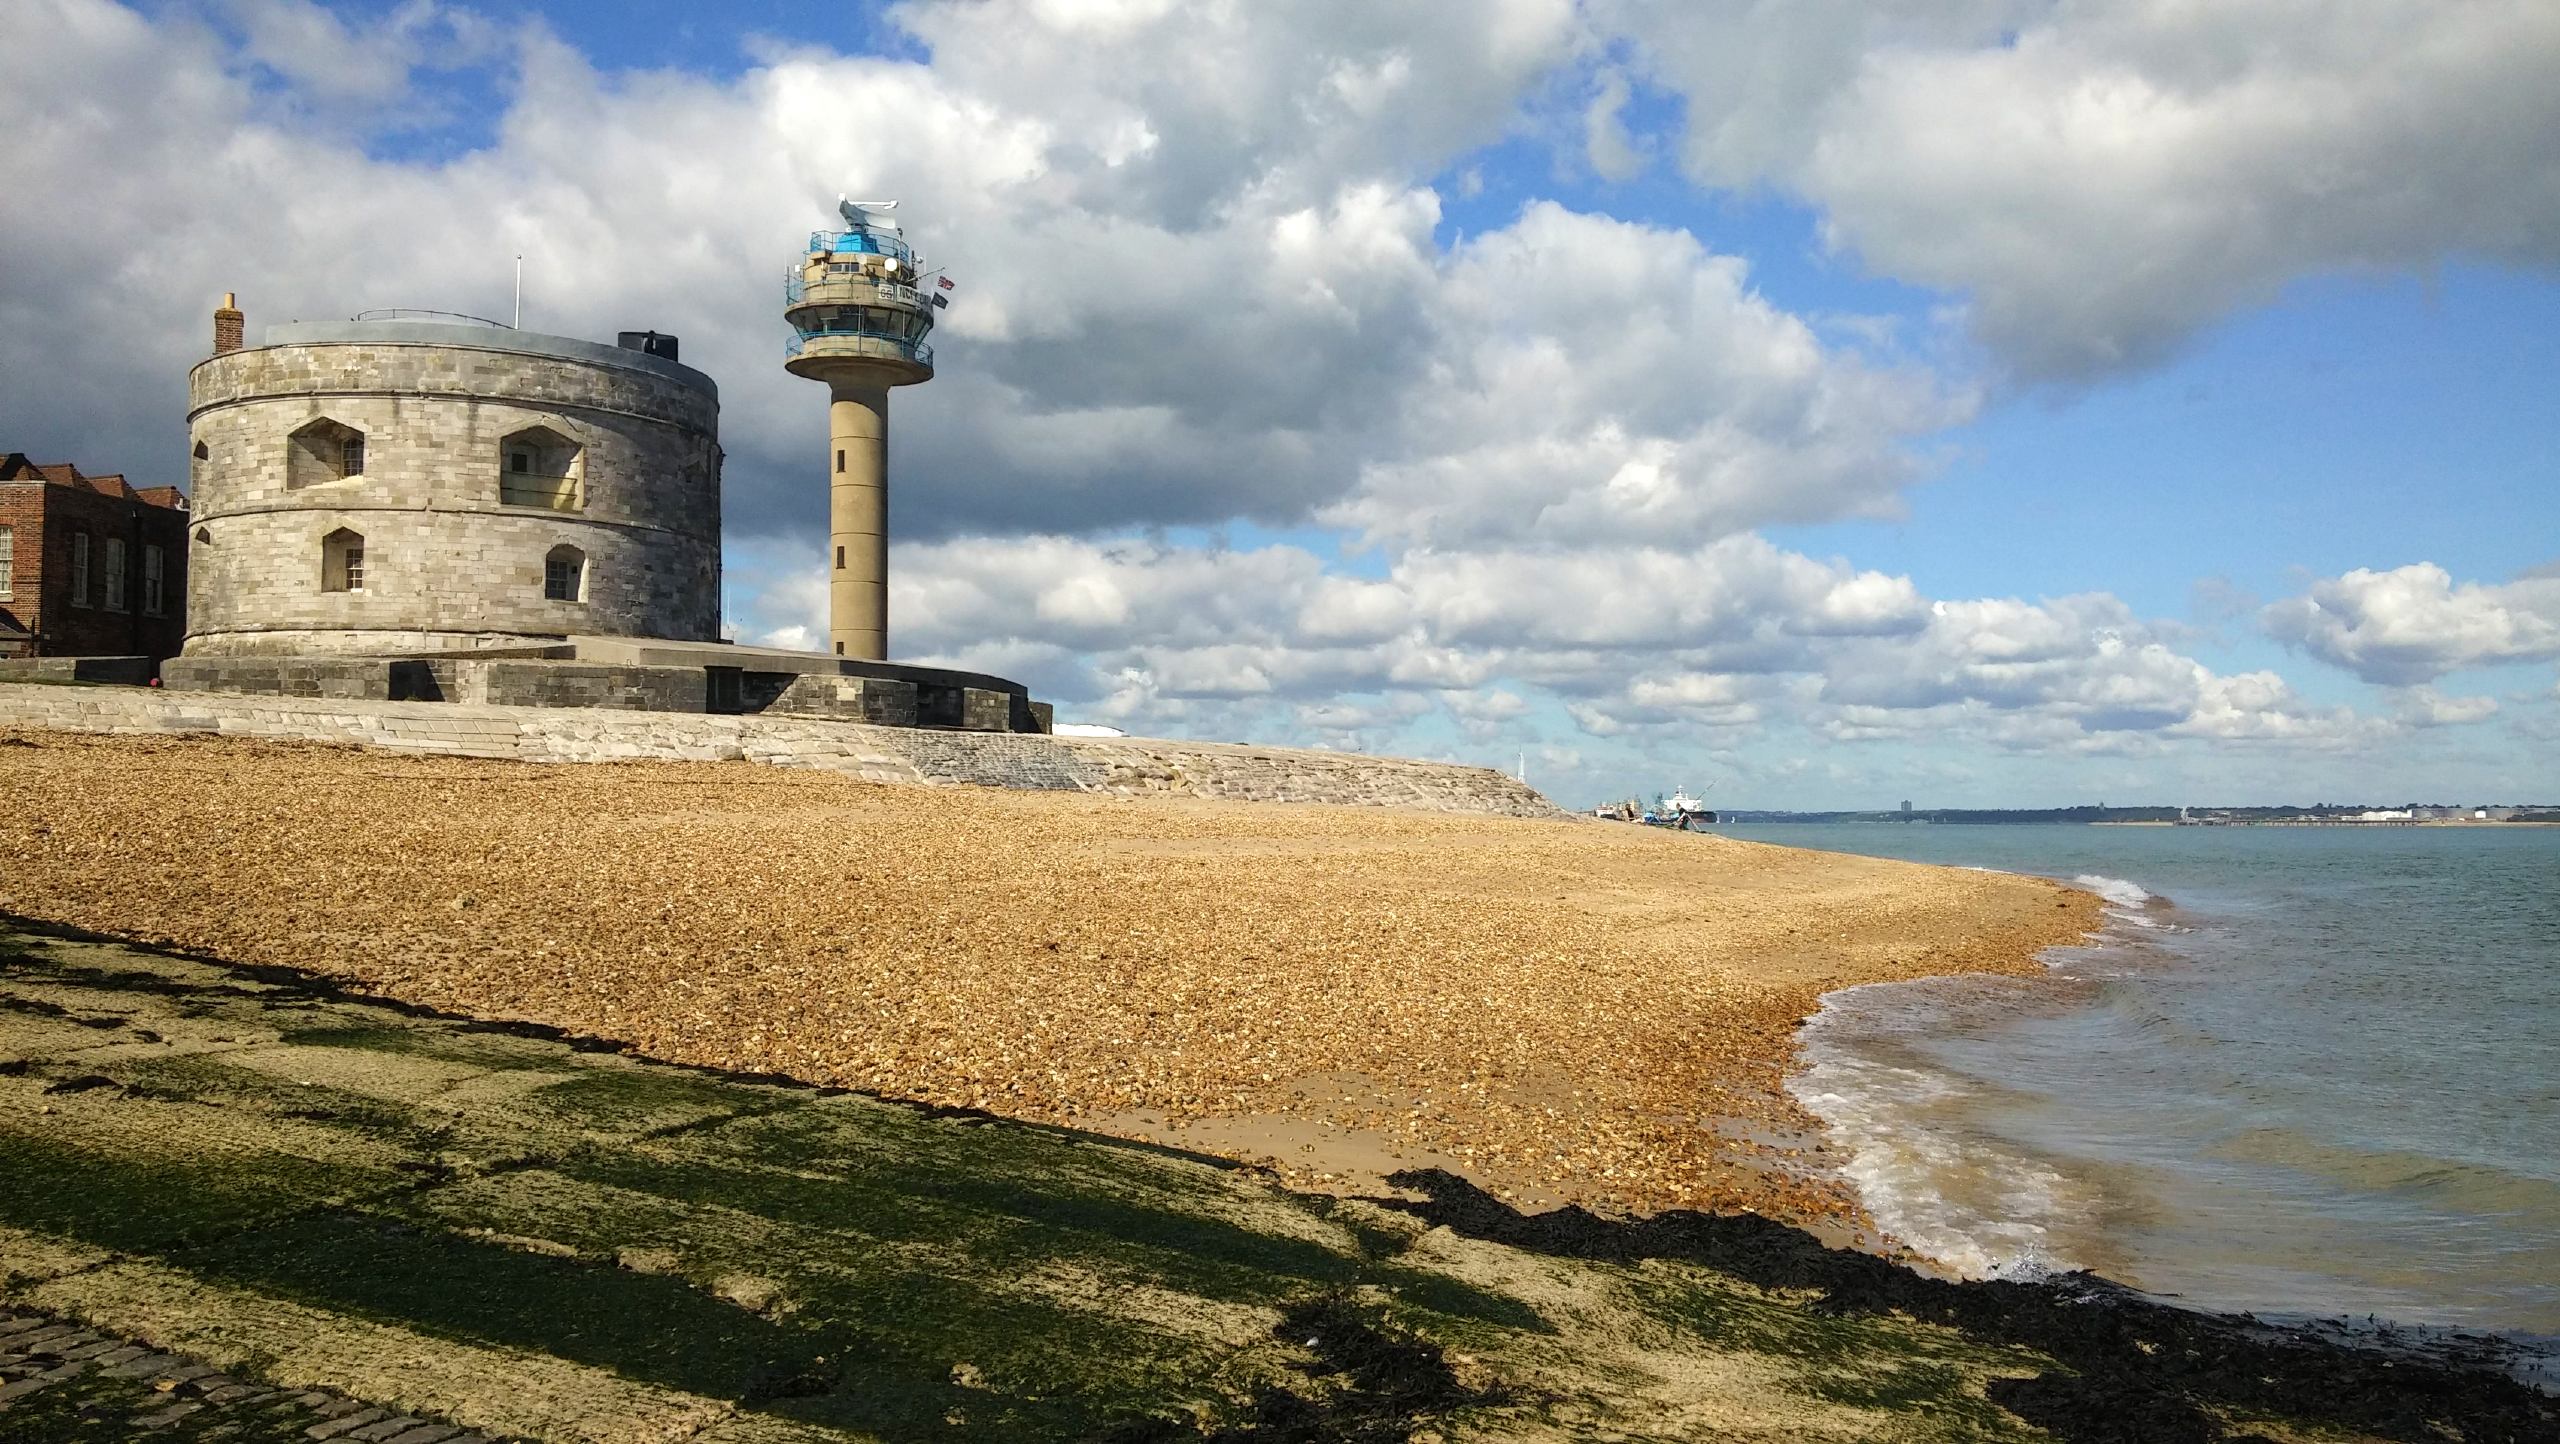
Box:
784;330;933;383
787;272;929;311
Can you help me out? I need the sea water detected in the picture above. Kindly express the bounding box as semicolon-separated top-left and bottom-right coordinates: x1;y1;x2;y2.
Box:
1731;822;2560;1342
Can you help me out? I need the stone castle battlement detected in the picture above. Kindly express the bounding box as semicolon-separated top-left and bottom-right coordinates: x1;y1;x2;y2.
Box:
184;320;722;656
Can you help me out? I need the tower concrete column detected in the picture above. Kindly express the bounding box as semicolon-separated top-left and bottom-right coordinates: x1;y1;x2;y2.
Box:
784;200;939;662
827;380;889;659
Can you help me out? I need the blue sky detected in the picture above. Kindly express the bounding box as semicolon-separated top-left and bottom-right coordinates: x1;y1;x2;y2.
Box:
7;0;2557;808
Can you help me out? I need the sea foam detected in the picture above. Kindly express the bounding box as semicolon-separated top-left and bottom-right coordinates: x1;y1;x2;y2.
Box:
1789;988;2084;1281
2073;873;2174;928
2073;873;2154;909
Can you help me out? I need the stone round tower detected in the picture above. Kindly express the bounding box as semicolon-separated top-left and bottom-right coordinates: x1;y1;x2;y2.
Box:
784;200;940;660
184;317;722;656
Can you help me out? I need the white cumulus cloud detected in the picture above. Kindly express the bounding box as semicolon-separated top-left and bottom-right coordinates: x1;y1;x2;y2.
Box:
2263;563;2560;685
1608;0;2560;378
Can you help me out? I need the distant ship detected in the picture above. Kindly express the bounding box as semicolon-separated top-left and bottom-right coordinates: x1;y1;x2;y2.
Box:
1590;784;1719;829
1649;785;1718;830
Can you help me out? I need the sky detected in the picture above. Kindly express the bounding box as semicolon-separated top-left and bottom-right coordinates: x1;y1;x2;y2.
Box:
3;0;2555;810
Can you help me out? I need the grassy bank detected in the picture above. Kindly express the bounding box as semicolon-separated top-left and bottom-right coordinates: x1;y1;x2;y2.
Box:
5;924;2551;1441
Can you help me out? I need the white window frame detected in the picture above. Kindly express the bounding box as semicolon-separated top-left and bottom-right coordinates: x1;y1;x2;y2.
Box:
103;537;127;613
0;524;14;600
70;533;91;607
141;543;165;617
322;528;366;594
543;548;585;603
288;419;367;489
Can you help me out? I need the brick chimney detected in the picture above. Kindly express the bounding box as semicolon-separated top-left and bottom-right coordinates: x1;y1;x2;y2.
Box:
213;293;244;355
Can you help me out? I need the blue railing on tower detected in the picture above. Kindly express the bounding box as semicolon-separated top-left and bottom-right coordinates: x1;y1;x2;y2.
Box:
807;228;915;264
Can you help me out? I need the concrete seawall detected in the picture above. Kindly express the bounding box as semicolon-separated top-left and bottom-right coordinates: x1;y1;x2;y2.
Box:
0;682;1562;818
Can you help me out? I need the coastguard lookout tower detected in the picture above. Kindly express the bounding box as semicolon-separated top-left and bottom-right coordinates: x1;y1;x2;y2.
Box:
784;199;943;660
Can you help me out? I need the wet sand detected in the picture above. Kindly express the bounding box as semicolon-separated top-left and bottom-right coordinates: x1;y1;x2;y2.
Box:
0;728;2100;1231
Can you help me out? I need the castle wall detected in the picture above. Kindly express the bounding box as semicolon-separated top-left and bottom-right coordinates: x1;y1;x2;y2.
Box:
183;328;721;656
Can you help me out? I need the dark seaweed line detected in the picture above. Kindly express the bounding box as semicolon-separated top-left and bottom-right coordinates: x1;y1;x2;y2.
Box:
1376;1167;2558;1444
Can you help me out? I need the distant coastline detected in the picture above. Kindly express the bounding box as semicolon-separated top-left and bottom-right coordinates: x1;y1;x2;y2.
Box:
1724;805;2560;826
2088;817;2560;828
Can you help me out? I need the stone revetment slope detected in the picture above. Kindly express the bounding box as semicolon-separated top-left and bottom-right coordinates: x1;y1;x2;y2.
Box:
0;682;1562;818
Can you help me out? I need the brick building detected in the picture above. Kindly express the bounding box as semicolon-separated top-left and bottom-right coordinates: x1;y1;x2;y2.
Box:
0;453;191;662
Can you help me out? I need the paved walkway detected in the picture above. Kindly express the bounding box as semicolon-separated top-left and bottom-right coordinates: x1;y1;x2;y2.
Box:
3;1308;493;1440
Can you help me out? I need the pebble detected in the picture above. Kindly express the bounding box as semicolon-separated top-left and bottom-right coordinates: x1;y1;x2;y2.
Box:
0;729;2100;1225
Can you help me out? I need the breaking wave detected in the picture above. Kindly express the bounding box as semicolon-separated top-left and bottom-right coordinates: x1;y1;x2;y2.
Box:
1787;878;2169;1281
2073;872;2171;929
1788;1004;2086;1280
2074;873;2153;909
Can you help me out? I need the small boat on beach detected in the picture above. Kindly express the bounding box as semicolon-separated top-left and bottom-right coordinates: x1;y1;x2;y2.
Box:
1591;784;1719;828
1645;785;1718;831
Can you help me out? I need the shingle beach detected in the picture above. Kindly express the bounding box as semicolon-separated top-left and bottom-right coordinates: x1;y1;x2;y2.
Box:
0;728;2100;1233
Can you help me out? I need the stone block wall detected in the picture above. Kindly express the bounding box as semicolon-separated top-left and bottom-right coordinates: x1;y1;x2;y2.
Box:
184;329;721;655
0;657;154;686
161;655;413;701
160;650;1065;735
0;683;1566;819
478;660;705;713
766;673;919;727
1058;736;1560;816
165;655;699;712
913;684;1016;732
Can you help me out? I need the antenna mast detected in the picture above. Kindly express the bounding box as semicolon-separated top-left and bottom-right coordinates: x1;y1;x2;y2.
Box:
513;255;523;328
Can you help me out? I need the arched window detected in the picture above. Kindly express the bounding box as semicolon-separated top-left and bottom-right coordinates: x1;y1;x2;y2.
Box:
543;545;586;603
322;527;365;593
499;426;584;510
287;418;365;488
